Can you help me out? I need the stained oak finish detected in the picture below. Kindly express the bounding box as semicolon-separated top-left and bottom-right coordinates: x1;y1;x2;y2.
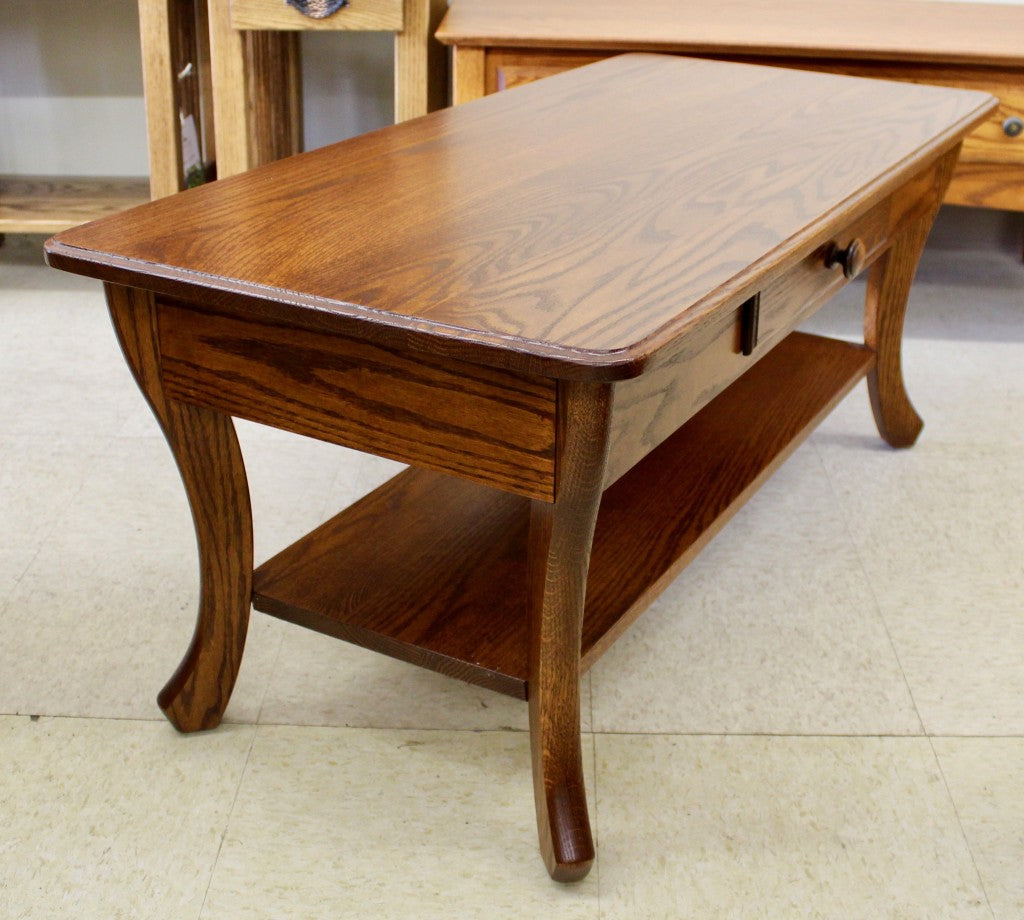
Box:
0;176;150;235
47;56;994;380
156;297;557;499
438;0;1024;214
45;56;995;882
106;284;253;733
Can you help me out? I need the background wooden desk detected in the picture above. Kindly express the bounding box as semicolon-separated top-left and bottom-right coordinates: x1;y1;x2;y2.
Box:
438;0;1024;216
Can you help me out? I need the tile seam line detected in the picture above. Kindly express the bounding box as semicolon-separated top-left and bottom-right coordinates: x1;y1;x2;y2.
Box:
196;723;260;920
810;434;928;735
5;716;1022;741
927;735;996;918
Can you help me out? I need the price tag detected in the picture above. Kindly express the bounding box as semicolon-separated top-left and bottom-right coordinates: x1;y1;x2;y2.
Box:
180;113;205;187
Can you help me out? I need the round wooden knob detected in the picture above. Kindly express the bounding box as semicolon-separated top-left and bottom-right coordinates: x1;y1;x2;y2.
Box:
1004;117;1024;138
825;239;865;280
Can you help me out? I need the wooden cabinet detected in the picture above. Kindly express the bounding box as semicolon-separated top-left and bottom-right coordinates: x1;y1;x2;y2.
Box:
438;0;1024;214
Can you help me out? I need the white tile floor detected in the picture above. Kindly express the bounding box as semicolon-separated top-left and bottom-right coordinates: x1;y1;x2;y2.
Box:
1;213;1022;918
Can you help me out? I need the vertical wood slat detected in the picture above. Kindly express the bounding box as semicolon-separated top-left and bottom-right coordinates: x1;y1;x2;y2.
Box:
138;0;185;198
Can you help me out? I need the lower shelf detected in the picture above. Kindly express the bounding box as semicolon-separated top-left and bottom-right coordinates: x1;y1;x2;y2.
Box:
252;331;874;699
0;175;150;234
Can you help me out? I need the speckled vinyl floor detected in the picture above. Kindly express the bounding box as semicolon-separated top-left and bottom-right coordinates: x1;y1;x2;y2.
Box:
1;211;1022;919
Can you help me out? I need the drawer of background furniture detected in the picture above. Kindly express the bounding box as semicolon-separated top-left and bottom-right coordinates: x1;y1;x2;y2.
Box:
231;0;403;31
483;49;607;94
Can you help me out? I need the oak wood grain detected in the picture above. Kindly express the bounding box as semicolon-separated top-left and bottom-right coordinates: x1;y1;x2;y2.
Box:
452;46;486;105
137;0;185;199
437;0;1024;67
865;147;959;448
46;55;995;381
251;332;872;699
394;0;449;120
156;298;557;499
945;161;1024;211
0;176;149;235
106;284;253;733
527;380;612;881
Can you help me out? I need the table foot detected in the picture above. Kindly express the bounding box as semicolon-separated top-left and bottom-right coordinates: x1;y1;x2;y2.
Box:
106;284;254;733
527;381;612;882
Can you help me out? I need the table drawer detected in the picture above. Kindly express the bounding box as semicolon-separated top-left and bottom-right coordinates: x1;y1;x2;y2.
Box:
231;0;403;31
604;199;892;485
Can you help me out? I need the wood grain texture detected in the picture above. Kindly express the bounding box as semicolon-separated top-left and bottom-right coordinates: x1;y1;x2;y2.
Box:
527;380;612;881
604;197;888;485
251;332;871;699
730;59;1024;167
0;176;149;234
245;29;304;165
394;0;448;120
865;146;958;448
208;0;251;178
105;284;253;733
946;161;1024;211
452;46;486;105
137;0;184;199
231;0;403;30
156;298;557;499
46;55;995;381
479;50;1024;171
436;0;1024;67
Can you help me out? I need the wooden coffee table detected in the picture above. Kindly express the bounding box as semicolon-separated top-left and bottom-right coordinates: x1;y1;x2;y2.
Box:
45;55;994;881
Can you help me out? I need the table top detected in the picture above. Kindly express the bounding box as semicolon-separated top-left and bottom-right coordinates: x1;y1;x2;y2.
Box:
47;55;994;380
436;0;1024;67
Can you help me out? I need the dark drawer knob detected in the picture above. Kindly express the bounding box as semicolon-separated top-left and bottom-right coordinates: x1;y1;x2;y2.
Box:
825;238;865;280
1004;117;1024;138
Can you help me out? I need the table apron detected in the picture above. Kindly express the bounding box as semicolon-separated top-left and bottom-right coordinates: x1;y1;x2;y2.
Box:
155;299;558;501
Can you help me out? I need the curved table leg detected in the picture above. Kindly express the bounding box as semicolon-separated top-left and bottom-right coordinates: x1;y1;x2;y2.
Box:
864;221;930;448
527;381;612;882
865;148;959;448
107;284;253;733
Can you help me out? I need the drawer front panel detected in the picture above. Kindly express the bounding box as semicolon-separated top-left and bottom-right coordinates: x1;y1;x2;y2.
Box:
603;161;946;487
486;49;605;95
231;0;403;31
156;300;557;500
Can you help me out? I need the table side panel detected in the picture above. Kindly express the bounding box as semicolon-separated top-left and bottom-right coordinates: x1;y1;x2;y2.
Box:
156;298;557;500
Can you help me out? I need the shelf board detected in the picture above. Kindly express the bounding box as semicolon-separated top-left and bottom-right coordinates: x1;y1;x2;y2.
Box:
0;175;150;234
252;331;874;699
